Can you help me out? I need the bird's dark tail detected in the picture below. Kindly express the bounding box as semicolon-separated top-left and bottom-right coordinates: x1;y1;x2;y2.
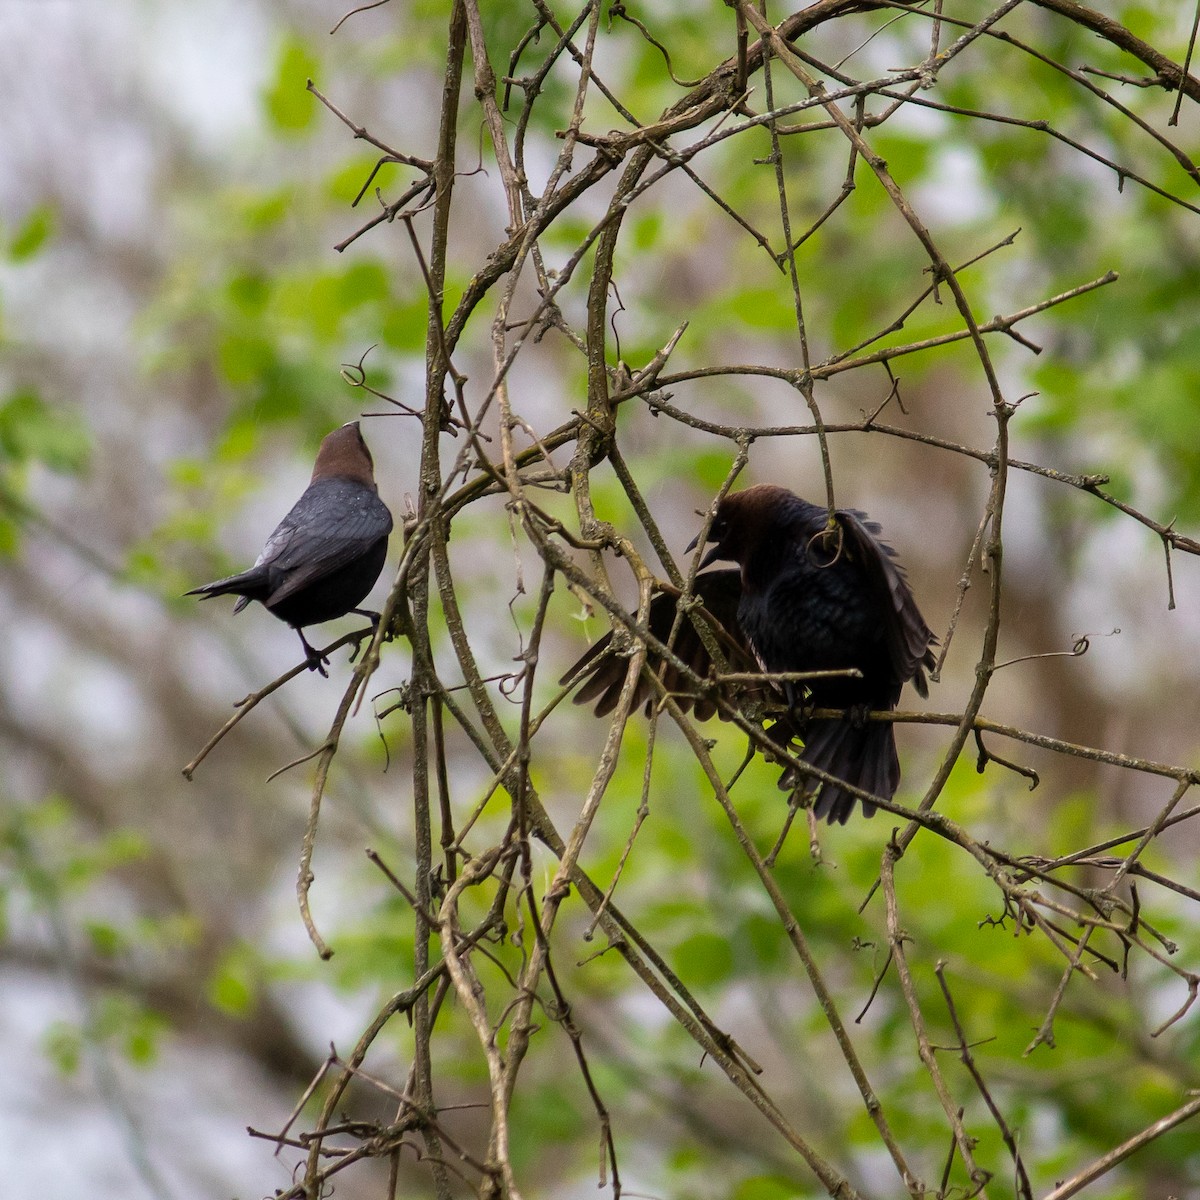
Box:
185;566;270;614
778;717;900;825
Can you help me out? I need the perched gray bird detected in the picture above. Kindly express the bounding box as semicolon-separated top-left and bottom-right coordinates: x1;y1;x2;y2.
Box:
187;421;393;674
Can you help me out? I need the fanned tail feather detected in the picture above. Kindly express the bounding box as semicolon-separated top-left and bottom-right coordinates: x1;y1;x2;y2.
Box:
779;718;900;825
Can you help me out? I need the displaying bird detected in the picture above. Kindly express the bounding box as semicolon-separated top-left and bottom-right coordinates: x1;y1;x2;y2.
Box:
562;484;935;823
564;569;754;721
187;421;393;675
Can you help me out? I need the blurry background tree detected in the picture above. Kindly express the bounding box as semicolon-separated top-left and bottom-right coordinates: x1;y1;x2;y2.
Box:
4;1;1200;1198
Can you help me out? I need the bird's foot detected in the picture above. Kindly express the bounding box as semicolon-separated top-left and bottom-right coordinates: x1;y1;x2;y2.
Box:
763;719;801;765
298;631;331;677
783;680;811;714
847;702;872;728
347;610;387;663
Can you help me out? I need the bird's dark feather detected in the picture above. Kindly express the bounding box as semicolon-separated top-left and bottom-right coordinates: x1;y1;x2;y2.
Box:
562;484;936;823
187;423;393;672
560;570;757;720
257;478;393;610
835;509;935;698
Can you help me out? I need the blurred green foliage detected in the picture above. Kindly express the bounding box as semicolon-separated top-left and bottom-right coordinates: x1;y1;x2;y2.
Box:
8;204;56;262
2;797;172;1073
0;204;93;555
44;995;170;1075
7;2;1200;1197
264;34;321;134
0;388;92;476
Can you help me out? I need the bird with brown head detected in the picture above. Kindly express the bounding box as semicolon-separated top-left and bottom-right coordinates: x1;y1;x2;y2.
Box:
187;421;393;675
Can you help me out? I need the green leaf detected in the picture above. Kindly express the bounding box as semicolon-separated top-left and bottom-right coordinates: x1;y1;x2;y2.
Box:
226;270;271;314
208;945;258;1016
379;292;433;351
674;930;734;987
0;388;91;473
124;1023;160;1066
263;35;320;134
338;260;390;308
85;920;125;958
0;509;20;558
91;994;167;1066
327;155;392;204
9;205;56;261
693;447;744;492
216;331;277;384
236;185;294;231
43;1022;83;1075
732;1175;802;1200
95;829;150;869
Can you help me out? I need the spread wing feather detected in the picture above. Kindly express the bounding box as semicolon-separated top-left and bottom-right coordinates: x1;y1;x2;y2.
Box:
836;509;936;695
560;570;756;719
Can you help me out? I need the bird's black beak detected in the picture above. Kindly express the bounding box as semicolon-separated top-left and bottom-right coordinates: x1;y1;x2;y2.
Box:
687;529;726;570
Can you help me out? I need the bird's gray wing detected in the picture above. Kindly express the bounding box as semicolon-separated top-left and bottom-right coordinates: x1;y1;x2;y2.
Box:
257;481;393;608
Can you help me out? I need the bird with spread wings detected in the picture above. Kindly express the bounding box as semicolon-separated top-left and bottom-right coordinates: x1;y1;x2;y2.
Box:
562;485;936;824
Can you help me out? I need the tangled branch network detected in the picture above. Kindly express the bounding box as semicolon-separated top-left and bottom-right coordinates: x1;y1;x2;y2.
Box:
193;3;1200;1198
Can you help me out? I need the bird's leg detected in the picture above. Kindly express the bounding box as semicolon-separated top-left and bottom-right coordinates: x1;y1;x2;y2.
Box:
762;718;799;764
784;683;816;727
296;629;330;677
767;720;814;798
846;702;872;728
346;609;386;663
352;607;392;642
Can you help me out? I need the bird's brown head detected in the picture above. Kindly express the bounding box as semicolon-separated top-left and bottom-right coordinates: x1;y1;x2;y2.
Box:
689;484;799;570
311;421;378;488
